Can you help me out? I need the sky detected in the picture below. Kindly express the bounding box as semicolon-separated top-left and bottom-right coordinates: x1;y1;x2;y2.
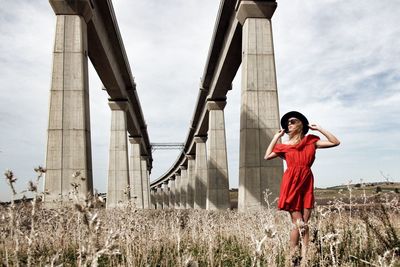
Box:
0;0;399;201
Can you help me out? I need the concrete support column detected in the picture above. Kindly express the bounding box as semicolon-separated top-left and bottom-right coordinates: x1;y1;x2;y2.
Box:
179;166;187;209
44;15;93;203
141;157;150;209
174;173;181;209
169;177;176;208
206;100;230;210
156;184;163;209
150;188;156;209
163;181;169;209
106;100;130;208
236;1;283;211
194;136;208;209
129;137;143;208
186;155;196;208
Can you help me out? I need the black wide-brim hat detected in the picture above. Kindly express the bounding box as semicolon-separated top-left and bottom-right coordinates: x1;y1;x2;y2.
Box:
281;111;309;134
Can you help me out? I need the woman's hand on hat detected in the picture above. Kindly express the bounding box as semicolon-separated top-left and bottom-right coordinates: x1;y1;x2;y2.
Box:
309;124;321;131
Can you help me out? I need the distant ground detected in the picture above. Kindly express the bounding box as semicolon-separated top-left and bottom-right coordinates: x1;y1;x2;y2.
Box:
229;181;400;209
2;182;399;208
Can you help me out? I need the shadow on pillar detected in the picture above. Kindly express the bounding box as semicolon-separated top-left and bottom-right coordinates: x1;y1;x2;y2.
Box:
194;173;207;209
206;160;231;210
238;107;283;210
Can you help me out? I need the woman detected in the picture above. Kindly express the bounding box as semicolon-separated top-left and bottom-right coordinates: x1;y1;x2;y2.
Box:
264;111;340;257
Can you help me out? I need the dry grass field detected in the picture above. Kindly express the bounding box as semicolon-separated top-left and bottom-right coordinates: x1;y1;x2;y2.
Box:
1;169;399;266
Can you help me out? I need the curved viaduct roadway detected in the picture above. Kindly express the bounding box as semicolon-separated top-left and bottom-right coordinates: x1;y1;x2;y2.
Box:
150;0;283;211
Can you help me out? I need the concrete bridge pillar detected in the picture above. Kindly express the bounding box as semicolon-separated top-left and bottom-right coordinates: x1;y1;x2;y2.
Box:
186;155;196;208
129;137;143;208
206;100;230;210
194;136;208;209
156;184;163;209
106;100;130;208
141;156;150;208
236;1;283;211
44;14;93;203
179;166;188;209
163;181;169;209
174;173;181;209
150;188;156;209
169;177;176;208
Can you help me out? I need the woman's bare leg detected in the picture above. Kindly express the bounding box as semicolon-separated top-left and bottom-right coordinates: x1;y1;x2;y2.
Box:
289;211;303;249
302;208;312;246
301;208;312;259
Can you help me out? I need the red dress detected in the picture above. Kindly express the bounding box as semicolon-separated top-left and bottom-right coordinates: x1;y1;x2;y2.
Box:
272;134;320;211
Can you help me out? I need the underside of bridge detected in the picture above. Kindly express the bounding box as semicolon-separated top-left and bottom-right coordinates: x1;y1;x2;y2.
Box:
43;0;283;210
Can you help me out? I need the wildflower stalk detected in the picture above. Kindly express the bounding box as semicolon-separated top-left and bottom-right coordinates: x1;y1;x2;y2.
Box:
349;255;378;266
4;169;19;266
26;166;46;267
347;181;353;219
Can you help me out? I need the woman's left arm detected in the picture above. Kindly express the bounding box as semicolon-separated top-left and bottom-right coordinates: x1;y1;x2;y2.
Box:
309;124;340;149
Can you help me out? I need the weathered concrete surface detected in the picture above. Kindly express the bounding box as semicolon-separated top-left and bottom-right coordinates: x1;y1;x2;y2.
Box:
174;173;181;209
106;101;130;208
206;101;230;210
169;177;176;208
141;157;150;208
163;181;169;209
194;136;208;209
156;184;163;209
186;156;196;208
129;137;143;208
150;188;156;209
44;15;93;204
179;166;188;209
237;1;282;211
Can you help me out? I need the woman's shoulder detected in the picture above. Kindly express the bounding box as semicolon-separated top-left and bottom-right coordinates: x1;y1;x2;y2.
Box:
297;134;320;148
273;143;290;153
305;134;320;143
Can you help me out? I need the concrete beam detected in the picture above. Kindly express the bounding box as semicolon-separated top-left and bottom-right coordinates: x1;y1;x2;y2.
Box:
49;0;93;22
236;1;277;25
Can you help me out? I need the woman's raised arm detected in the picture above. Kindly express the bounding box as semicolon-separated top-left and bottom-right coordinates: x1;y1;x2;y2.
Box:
309;124;340;149
264;129;285;160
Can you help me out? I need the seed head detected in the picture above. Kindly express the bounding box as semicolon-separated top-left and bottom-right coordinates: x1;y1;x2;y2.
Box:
4;169;17;183
34;166;47;174
28;180;37;192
